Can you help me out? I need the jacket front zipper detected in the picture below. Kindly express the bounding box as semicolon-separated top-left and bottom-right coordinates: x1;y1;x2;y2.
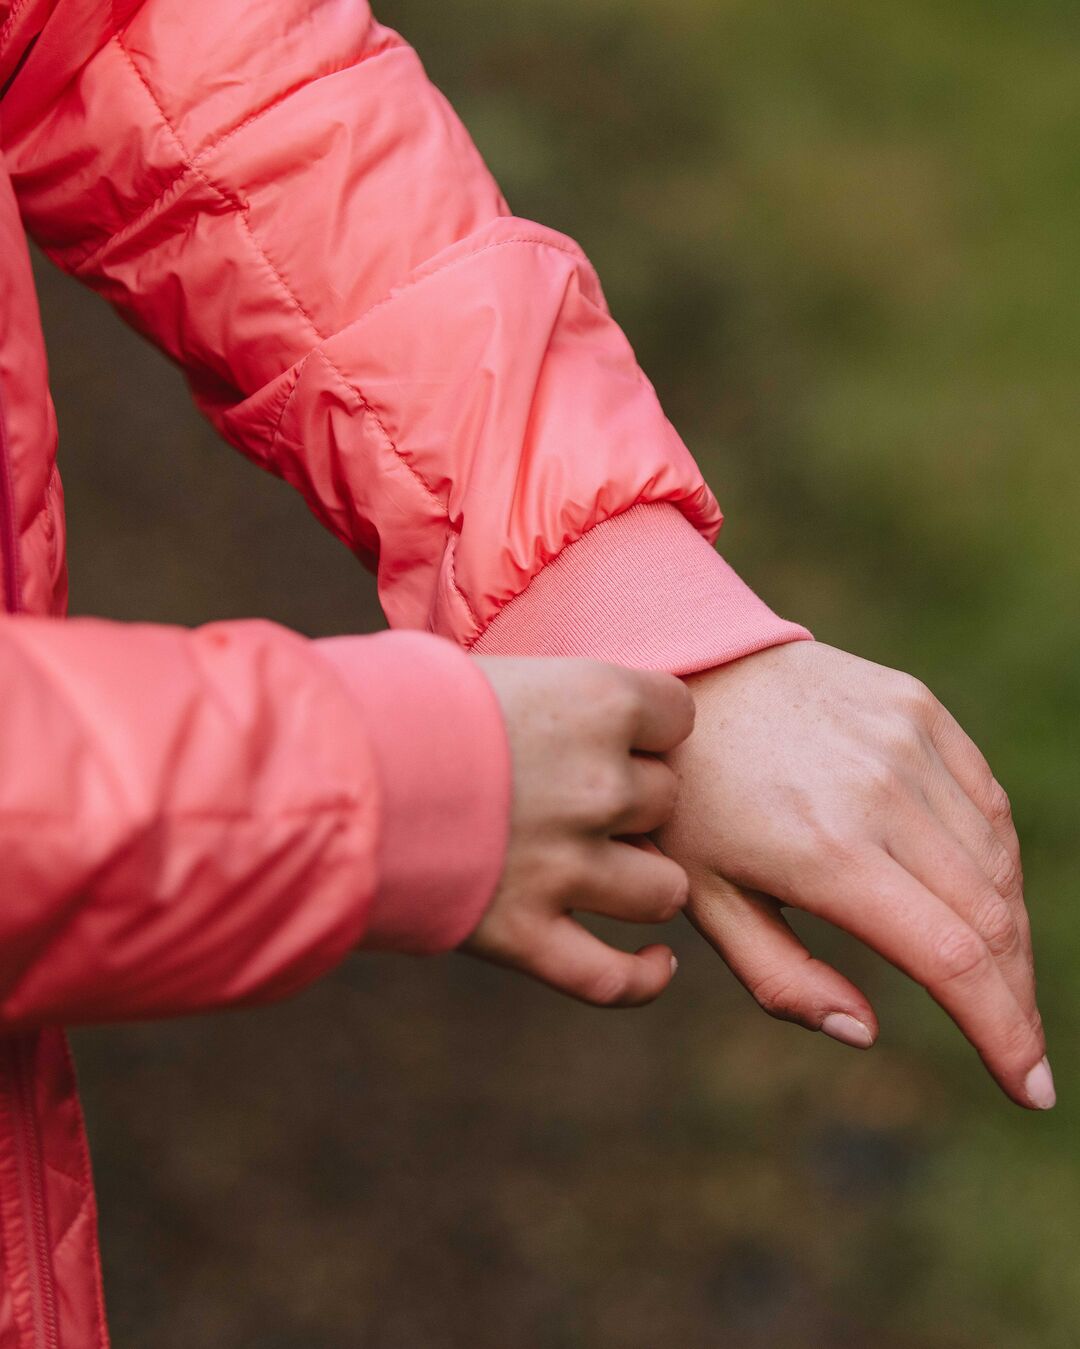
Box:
10;1041;59;1349
0;384;20;614
0;388;60;1348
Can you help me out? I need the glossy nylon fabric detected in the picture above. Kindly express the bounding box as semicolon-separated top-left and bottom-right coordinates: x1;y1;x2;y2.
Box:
0;0;809;1342
3;0;726;641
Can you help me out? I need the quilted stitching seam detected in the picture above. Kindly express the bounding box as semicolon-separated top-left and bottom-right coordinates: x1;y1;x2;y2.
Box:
47;1192;90;1263
308;349;482;639
59;1035;110;1348
43;1156;84;1190
102;23;604;643
68;36;404;275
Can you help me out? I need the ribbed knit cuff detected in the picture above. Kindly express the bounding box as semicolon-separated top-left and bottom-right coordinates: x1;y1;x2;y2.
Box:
471;502;812;672
315;630;511;954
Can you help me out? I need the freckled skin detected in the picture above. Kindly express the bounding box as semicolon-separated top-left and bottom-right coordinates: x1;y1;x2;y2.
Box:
653;640;1050;1110
463;656;694;1008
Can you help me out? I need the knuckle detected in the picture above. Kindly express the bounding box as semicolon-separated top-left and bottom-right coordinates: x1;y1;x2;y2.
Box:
907;674;938;714
932;926;990;988
583;962;632;1007
972;892;1020;959
881;712;922;758
796;793;852;857
580;765;634;830
865;754;904;800
596;670;641;730
988;845;1023;899
747;967;805;1023
802;812;862;870
545;842;593;904
892;670;932;713
987;779;1014;829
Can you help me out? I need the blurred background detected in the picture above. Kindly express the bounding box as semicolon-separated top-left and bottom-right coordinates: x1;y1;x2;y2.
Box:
30;0;1077;1344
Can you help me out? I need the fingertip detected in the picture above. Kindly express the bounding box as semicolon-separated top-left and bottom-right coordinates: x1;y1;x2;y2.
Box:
675;676;697;737
672;868;691;911
622;943;680;1006
649;941;681;979
819;1011;877;1049
646;668;697;746
1022;1055;1056;1110
635;941;676;962
536;923;680;1010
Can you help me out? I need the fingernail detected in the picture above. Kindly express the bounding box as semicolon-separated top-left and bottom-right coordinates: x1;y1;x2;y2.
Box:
1024;1055;1056;1110
669;954;679;977
820;1012;874;1049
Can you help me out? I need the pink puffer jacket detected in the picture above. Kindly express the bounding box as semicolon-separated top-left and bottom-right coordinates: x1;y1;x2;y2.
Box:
0;0;809;1341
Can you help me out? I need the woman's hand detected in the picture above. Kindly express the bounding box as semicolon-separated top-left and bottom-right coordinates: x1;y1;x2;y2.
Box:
464;656;695;1006
655;641;1054;1110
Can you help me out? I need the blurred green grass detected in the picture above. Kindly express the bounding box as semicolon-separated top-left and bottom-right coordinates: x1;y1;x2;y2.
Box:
40;1;1079;1345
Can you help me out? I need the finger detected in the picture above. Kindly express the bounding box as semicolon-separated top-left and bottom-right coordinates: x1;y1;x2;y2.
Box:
927;705;1023;874
611;755;681;835
687;877;877;1045
625;669;696;753
519;917;678;1007
917;722;1037;1021
809;852;1051;1109
918;761;1035;997
573;839;689;924
887;807;1038;1028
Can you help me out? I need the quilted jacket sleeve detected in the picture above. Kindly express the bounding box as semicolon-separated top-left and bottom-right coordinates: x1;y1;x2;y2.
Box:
0;617;510;1029
2;0;810;669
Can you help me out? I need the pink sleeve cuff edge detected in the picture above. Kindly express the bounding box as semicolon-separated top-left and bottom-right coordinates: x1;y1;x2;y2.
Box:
471;501;812;672
316;630;511;955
